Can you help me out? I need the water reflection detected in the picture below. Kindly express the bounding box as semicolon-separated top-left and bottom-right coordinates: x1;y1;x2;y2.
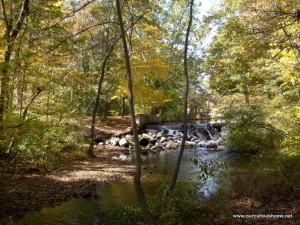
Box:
9;148;254;225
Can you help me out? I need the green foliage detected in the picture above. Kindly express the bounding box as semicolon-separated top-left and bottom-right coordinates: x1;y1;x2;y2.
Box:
1;122;84;172
191;157;226;182
204;0;300;155
224;106;279;153
150;181;205;225
98;205;143;225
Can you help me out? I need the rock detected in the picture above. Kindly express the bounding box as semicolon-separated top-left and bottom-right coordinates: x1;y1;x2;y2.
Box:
191;137;199;142
163;129;169;135
196;133;206;140
119;138;130;148
166;140;178;149
185;141;196;146
197;142;207;147
118;154;128;161
186;135;193;141
159;136;168;143
112;156;119;160
151;144;164;151
142;133;157;144
217;138;225;145
217;145;227;151
110;137;120;146
112;154;128;161
125;134;132;139
93;136;106;144
156;132;163;138
168;130;182;137
207;141;218;149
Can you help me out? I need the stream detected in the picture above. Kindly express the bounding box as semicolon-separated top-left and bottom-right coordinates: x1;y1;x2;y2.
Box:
8;147;279;225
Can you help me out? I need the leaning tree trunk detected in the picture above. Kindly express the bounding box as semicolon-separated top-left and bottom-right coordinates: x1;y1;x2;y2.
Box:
88;39;118;157
164;0;194;196
116;0;153;224
22;87;43;120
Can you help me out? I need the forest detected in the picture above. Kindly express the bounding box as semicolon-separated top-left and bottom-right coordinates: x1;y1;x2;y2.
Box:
0;0;299;224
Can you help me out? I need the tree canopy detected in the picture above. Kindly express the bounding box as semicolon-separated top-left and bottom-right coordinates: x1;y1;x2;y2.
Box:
0;0;299;165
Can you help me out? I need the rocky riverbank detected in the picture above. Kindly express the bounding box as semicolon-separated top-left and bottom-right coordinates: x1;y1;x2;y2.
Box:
101;124;227;162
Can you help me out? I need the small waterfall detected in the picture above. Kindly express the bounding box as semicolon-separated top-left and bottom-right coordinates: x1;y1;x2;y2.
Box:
143;123;224;141
205;127;214;140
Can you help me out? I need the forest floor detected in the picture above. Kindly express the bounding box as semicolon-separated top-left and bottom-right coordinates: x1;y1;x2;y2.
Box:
0;116;135;224
0;116;299;224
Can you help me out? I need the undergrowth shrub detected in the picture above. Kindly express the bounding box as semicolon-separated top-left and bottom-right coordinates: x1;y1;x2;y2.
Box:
1;121;85;172
223;105;281;153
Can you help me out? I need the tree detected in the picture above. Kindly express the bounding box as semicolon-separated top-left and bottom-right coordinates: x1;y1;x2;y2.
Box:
165;0;194;196
88;38;118;157
0;0;30;129
202;0;300;152
115;0;153;223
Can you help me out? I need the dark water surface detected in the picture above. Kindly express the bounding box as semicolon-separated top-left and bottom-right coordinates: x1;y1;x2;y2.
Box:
8;148;277;225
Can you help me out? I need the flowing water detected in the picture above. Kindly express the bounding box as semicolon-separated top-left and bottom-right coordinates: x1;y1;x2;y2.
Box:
8;146;279;225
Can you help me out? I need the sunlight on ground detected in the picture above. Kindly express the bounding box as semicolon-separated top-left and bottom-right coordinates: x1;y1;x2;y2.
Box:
47;166;135;182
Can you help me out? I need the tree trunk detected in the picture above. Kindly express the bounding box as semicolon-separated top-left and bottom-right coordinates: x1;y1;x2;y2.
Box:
165;0;194;196
121;97;126;117
22;87;43;120
0;0;30;130
116;0;153;224
243;86;250;107
88;39;118;157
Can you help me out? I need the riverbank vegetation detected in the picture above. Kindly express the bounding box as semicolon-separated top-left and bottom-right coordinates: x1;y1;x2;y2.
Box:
0;0;299;224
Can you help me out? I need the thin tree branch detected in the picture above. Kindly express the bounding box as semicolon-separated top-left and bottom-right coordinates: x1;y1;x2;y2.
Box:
88;38;119;156
40;9;149;58
22;87;44;120
11;0;30;40
6;117;37;128
46;0;97;30
0;0;9;29
40;21;118;57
